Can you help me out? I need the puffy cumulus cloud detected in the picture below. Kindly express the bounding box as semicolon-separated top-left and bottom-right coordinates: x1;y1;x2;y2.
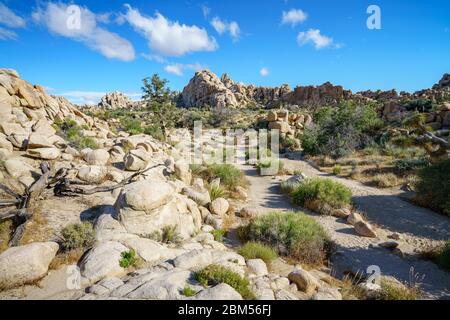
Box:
32;2;135;61
0;3;26;28
164;63;206;76
281;9;307;27
211;16;240;41
123;4;217;57
297;29;333;49
260;67;269;77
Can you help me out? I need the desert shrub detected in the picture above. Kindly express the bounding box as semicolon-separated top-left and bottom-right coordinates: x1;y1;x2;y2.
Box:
372;173;399;188
119;249;137;268
256;160;284;175
203;164;246;189
77;137;99;149
211;229;225;242
437;240;450;271
237;242;278;264
378;279;420;300
415;159;450;216
181;286;198;297
120;118;143;135
147;225;181;244
209;185;225;201
54;119;98;150
281;136;300;151
300;101;384;158
238;211;330;265
0;220;12;253
332;165;342;175
143;124;164;141
394;157;430;174
292;178;352;210
195;265;255;299
60;222;95;251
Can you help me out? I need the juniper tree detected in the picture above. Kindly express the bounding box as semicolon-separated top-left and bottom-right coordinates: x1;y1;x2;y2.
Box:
141;74;179;141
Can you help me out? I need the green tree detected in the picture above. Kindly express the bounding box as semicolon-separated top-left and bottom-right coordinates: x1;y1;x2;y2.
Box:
142;74;179;141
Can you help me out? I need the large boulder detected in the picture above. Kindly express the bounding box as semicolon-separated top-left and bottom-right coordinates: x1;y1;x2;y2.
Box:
98;91;135;109
354;221;378;238
288;267;321;295
0;242;59;289
77;165;108;184
80;241;129;285
115;180;198;239
27;147;61;160
210;198;229;216
124;149;152;171
84;149;110;166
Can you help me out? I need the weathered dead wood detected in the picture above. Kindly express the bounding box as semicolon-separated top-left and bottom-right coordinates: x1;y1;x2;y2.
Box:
0;162;166;246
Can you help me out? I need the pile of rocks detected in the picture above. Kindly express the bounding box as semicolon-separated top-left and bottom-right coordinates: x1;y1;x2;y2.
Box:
265;109;313;136
98;91;136;110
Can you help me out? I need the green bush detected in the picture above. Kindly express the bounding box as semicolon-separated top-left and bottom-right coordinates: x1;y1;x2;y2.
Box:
181;286;198;297
54;119;99;150
144;124;164;141
237;242;278;264
210;229;225;242
78;137;99;149
394;157;430;174
378;279;420;300
204;164;246;189
61;222;95;251
437;240;450;271
415;159;450;216
147;225;181;244
256;160;284;176
238;211;330;265
332;165;342;175
119;249;137;268
209;185;225;201
292;178;352;210
300;101;384;158
195;265;255;299
120;118;143;135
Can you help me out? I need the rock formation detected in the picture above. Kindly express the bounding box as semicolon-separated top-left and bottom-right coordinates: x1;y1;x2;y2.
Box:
98;91;136;109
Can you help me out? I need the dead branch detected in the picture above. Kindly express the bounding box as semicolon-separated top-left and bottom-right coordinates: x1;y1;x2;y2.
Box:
0;162;166;247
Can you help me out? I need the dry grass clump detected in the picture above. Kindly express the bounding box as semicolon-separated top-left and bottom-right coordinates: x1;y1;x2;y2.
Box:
371;173;400;188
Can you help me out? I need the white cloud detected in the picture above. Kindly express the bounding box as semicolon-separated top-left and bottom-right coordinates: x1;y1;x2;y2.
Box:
282;9;307;27
211;16;240;41
123;4;217;57
201;5;211;19
164;63;206;76
61;90;141;105
260;67;269;77
0;3;26;28
297;29;333;49
32;2;135;61
0;27;17;40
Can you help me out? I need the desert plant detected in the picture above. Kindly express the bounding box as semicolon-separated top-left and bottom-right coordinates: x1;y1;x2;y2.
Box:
415;159;450;216
238;211;331;265
60;222;95;251
148;225;181;244
181;286;198;297
372;173;399;188
378;279;420;300
209;185;225;201
210;229;225;242
119;249;137;268
203;164;246;190
332;165;342;175
237;242;278;264
292;178;352;210
195;265;255;299
437;240;450;271
256;160;284;176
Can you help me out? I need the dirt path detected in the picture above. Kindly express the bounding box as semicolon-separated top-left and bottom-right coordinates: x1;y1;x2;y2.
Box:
238;156;450;300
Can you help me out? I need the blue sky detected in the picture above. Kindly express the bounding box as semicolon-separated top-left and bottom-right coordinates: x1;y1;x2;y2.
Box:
0;0;449;104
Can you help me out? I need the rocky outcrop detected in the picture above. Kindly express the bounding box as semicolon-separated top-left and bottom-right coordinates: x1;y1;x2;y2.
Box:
98;92;136;109
181;70;238;108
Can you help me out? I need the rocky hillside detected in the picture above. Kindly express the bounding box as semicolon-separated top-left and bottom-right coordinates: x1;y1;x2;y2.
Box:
98;91;137;110
181;70;450;117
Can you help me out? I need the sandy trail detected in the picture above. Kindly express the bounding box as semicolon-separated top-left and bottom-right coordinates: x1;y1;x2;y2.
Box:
238;156;450;300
